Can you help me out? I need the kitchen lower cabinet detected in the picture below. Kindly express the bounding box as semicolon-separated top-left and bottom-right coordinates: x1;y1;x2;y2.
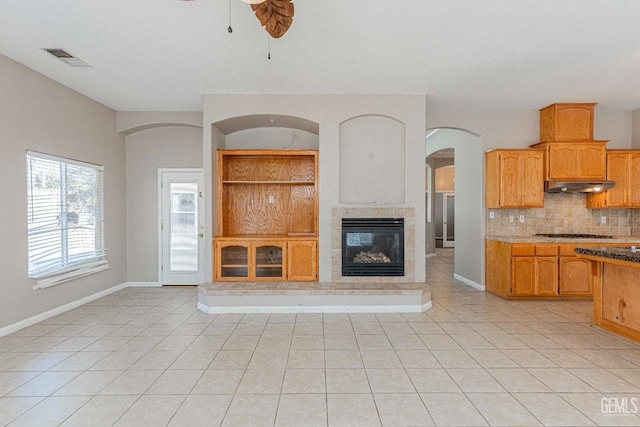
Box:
536;257;559;296
559;257;592;295
510;245;558;297
511;256;535;295
485;239;630;299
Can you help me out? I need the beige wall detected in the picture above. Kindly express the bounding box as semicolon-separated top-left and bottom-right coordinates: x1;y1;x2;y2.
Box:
225;128;319;149
0;53;126;330
124;125;203;283
204;94;427;283
633;108;640;149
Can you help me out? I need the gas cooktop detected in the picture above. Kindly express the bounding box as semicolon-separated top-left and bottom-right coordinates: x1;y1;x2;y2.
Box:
534;233;614;239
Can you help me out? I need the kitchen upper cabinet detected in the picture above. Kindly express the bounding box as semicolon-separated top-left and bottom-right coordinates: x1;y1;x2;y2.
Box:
539;103;596;142
532;102;608;181
485;149;544;208
587;150;640;208
530;141;607;181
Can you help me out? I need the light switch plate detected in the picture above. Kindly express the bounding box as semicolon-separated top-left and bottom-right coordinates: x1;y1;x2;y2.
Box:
489;211;495;219
519;215;525;223
601;215;606;224
268;195;274;204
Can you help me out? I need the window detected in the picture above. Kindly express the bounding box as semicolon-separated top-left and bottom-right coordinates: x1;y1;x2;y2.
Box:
26;151;108;288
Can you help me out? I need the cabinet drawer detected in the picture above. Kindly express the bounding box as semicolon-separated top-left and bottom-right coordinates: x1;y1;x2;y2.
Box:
559;244;577;256
512;244;535;256
535;245;558;256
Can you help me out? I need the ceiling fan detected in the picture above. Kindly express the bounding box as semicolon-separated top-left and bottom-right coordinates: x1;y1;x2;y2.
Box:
242;0;295;38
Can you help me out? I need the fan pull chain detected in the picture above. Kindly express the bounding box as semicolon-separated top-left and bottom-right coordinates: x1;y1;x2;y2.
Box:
228;0;233;33
267;0;271;59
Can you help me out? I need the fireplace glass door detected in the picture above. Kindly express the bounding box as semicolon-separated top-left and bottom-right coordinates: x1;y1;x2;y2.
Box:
342;218;404;276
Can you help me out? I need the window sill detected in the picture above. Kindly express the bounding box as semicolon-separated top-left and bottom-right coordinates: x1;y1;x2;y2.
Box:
33;261;110;290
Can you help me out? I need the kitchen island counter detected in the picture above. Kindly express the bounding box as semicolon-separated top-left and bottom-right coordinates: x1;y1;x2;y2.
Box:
576;246;640;343
575;246;640;265
486;235;640;244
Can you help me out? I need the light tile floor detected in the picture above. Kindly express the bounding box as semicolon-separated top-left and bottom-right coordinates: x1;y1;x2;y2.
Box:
1;249;640;426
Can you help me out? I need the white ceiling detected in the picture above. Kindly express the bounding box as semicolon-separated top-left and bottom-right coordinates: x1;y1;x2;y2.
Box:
2;0;640;112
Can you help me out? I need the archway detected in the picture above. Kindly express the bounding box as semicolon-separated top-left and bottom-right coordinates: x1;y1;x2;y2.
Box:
426;128;484;289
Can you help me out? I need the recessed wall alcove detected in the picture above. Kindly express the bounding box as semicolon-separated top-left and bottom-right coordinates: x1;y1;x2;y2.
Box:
339;115;406;204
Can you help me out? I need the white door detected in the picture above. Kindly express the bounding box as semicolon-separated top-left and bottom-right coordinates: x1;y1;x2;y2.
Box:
443;192;455;248
159;170;204;285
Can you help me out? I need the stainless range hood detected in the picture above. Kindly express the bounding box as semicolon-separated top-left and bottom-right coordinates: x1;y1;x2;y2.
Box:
544;181;615;193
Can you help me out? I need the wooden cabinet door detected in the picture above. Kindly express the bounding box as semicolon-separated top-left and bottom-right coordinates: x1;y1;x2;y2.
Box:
521;151;544;207
547;144;579;180
604;152;629;207
578;144;607;180
535;257;558;296
559;257;593;295
499;152;521;207
629;153;640;207
511;257;535;296
215;241;250;281
253;241;286;281
287;240;317;281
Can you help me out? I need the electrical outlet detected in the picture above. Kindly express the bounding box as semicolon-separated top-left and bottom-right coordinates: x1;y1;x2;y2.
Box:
601;215;607;224
509;215;514;223
268;195;274;204
519;215;525;223
489;211;495;219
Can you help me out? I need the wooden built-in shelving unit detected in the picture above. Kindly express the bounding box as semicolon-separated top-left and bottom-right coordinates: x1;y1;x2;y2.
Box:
214;149;318;281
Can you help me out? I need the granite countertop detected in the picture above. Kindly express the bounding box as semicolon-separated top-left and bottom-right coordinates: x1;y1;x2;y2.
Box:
485;235;640;244
574;246;640;264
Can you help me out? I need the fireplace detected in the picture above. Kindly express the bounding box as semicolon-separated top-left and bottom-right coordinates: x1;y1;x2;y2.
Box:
342;218;404;276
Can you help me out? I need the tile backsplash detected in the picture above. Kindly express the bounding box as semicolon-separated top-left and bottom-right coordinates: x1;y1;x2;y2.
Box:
486;193;639;237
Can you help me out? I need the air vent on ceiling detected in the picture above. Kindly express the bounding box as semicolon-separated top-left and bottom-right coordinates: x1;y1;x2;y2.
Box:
42;48;90;67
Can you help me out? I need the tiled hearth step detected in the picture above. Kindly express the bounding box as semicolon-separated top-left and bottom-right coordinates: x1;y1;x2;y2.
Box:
197;282;431;314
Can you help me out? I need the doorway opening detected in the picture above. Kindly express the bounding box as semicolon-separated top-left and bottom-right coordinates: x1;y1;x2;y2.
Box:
425;127;484;290
439;192;455;248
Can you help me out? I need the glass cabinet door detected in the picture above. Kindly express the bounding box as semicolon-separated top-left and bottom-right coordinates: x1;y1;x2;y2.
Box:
218;243;249;280
254;243;285;280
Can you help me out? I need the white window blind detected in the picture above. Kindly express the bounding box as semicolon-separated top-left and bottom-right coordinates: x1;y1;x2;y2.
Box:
26;151;108;288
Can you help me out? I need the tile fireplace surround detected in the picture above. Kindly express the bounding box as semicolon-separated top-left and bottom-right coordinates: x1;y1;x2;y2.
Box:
332;207;415;283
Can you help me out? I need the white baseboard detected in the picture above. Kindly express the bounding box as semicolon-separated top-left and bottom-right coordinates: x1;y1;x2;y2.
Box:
0;282;127;338
453;273;485;291
126;281;160;287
